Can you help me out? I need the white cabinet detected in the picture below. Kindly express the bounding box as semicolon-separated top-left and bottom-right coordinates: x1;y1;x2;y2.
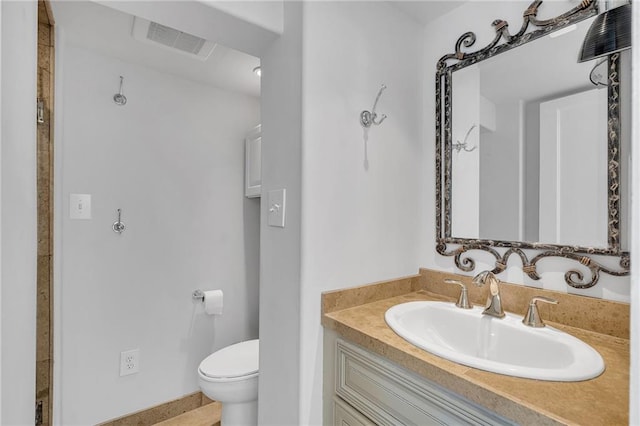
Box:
326;335;515;426
245;125;261;198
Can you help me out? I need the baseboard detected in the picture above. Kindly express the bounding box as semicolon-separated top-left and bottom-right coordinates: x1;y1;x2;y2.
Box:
99;391;210;426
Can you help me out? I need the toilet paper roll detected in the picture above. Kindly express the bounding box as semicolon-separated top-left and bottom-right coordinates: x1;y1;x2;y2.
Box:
203;290;223;315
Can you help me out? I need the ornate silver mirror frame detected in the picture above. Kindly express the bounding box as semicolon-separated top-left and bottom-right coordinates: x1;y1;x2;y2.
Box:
435;0;630;288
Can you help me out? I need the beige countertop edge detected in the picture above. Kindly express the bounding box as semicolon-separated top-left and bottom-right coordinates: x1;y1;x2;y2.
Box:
321;290;629;426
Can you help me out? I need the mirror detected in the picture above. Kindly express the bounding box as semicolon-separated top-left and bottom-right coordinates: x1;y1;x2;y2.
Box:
435;0;630;288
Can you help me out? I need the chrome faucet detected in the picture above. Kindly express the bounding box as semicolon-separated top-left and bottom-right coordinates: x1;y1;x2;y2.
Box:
444;279;472;309
472;271;505;318
522;296;558;328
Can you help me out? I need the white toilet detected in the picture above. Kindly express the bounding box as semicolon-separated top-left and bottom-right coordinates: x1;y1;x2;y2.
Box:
198;339;259;426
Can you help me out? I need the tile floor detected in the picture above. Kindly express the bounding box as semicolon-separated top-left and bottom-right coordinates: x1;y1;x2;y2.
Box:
153;402;221;426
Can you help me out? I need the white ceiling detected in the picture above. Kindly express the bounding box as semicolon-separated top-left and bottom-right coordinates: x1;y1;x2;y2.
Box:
50;1;468;99
51;1;262;98
390;1;466;26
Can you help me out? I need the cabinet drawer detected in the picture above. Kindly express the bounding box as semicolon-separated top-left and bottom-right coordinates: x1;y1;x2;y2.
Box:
336;339;514;426
334;397;376;426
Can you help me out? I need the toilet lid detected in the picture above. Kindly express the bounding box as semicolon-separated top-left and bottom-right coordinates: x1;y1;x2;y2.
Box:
199;339;259;379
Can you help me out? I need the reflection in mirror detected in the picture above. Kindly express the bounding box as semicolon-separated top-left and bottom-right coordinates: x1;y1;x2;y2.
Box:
450;16;611;248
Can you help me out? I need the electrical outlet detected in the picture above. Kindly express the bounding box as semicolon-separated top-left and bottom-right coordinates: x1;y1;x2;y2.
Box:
120;349;140;376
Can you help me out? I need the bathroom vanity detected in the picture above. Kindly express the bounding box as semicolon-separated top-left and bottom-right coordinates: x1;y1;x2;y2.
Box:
322;270;629;425
327;336;515;425
323;1;632;423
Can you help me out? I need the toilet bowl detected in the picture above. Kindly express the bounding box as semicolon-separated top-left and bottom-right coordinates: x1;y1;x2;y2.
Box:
198;339;259;426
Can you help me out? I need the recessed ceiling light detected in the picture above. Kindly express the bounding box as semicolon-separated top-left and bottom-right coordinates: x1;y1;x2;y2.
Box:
253;66;261;77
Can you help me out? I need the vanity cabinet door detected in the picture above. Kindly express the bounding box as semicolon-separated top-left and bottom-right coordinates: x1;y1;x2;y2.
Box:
334;397;375;426
336;339;514;426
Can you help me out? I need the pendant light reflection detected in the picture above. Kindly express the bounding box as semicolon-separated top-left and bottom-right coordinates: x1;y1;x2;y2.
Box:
578;3;631;63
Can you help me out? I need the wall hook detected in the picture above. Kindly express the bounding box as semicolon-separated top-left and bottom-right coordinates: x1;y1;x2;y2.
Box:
589;58;608;87
452;124;478;153
360;84;387;128
113;76;127;106
112;208;126;234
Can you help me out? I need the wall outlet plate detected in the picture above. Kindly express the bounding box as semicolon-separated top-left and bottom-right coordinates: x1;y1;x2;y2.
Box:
120;349;140;376
69;193;92;219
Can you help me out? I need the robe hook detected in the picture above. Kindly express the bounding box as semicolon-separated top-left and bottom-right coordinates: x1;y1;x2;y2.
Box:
112;208;126;234
360;84;387;128
113;76;127;106
452;124;478;153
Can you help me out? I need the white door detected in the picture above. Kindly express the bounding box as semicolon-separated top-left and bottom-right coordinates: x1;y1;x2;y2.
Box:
539;88;607;247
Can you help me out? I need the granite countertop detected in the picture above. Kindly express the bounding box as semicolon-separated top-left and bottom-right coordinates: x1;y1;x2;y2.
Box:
322;287;629;425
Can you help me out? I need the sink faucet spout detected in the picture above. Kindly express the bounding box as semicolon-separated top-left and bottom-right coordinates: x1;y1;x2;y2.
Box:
472;271;505;318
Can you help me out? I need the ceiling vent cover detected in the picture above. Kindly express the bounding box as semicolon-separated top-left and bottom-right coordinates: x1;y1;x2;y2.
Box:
132;17;216;60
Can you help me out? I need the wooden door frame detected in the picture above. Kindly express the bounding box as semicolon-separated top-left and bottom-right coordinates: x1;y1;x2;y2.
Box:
36;1;54;424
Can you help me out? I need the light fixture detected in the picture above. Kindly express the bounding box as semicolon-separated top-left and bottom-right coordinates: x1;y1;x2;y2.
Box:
252;66;261;77
578;3;631;62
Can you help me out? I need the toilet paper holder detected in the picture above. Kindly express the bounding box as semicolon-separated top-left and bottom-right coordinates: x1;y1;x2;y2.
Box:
193;289;224;315
192;289;205;302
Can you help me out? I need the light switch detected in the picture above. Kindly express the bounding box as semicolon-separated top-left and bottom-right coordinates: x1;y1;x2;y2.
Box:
268;189;286;228
70;194;92;219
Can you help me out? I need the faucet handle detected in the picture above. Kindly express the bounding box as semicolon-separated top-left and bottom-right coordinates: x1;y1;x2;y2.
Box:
522;296;558;328
444;279;472;309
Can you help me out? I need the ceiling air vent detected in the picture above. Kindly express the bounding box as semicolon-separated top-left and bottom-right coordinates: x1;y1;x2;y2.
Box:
132;17;216;60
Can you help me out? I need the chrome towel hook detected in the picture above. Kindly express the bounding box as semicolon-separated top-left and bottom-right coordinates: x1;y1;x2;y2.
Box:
452;124;478;153
113;76;127;106
360;84;387;128
112;208;126;234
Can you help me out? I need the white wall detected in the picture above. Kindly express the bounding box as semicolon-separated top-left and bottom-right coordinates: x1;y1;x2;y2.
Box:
523;100;540;242
197;0;283;35
422;1;631;302
56;44;260;424
629;4;639;423
300;2;423;424
257;2;303;424
451;65;480;238
1;4;3;418
0;1;38;424
479;100;522;241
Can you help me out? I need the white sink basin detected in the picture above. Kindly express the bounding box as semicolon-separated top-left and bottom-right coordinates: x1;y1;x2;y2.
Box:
385;301;604;381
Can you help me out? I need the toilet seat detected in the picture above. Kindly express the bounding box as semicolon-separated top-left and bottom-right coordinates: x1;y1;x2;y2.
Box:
199;339;259;380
